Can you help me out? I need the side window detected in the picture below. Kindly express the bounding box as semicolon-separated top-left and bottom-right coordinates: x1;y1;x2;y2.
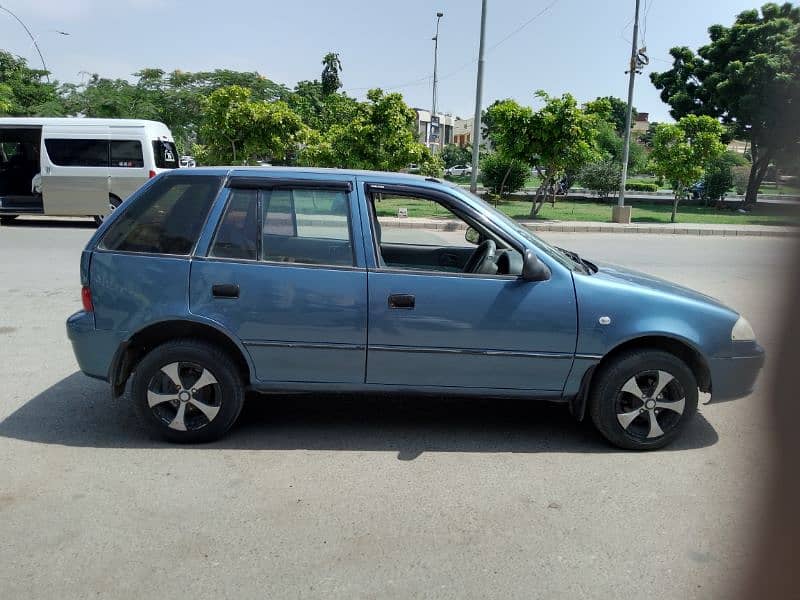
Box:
262;188;353;267
44;139;108;167
100;175;222;255
110;140;144;168
209;189;258;260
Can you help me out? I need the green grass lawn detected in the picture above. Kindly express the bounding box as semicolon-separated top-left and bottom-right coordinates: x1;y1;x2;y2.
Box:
374;195;798;226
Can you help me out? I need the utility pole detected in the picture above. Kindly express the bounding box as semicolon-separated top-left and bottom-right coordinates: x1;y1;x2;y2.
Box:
430;11;444;152
469;0;488;194
614;0;641;224
0;3;51;83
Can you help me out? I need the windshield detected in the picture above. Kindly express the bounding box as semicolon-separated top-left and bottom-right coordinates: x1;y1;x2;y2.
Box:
444;181;588;273
152;140;179;169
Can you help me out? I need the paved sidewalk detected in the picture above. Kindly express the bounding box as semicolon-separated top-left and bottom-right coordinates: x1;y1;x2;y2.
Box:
380;216;799;238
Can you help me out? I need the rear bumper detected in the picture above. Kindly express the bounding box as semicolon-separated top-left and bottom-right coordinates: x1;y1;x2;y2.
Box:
66;311;121;381
709;344;766;401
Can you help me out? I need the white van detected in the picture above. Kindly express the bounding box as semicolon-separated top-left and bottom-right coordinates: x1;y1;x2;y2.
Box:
0;118;178;225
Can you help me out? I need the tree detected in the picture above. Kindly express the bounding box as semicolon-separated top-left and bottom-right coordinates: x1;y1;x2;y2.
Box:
585;96;637;135
651;3;800;207
288;79;360;132
480;153;528;196
321;52;343;96
594;120;648;174
0;51;62;115
440;143;472;168
298;88;440;175
197;85;307;165
578;159;622;199
486;92;599;216
649;115;726;222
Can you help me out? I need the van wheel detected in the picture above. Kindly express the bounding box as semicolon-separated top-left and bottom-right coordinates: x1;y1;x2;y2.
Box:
93;195;122;227
0;215;18;225
131;339;245;443
589;350;698;450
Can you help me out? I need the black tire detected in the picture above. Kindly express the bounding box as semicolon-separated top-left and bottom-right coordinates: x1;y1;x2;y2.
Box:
93;195;122;227
132;339;245;443
589;350;698;450
0;215;18;225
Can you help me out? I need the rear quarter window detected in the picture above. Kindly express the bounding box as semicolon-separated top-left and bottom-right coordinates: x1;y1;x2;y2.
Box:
152;140;179;169
100;175;222;255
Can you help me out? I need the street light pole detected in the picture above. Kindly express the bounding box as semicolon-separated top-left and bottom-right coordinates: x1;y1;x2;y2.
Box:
430;11;444;151
469;0;488;194
615;0;641;222
0;3;51;83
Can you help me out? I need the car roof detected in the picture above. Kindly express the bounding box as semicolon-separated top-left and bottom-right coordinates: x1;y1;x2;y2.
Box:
168;165;437;184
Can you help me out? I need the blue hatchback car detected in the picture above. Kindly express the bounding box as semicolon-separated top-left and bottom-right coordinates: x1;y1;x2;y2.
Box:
67;167;764;449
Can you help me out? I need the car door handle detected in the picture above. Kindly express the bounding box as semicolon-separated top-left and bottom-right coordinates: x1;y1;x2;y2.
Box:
388;294;415;309
212;283;239;299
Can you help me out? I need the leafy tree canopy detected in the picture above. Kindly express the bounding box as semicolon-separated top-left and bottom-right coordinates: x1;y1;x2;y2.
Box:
650;2;800;205
585;96;637;135
0;51;61;116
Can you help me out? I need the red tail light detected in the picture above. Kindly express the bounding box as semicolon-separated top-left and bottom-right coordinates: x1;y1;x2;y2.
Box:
81;285;94;312
148;170;157;178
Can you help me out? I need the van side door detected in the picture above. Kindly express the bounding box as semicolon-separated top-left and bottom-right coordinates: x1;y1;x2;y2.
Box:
41;125;110;216
109;130;149;203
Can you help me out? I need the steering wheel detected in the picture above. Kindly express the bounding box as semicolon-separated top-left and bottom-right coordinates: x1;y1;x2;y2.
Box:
463;239;497;274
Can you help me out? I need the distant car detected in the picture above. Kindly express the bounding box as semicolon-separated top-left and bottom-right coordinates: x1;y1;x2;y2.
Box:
406;163;420;174
67;167;764;449
445;164;473;177
179;156;196;168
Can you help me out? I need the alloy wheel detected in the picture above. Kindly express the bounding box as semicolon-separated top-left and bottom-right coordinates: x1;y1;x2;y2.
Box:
146;361;222;431
615;370;686;440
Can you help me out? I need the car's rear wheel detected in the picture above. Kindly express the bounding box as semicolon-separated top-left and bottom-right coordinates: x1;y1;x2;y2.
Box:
589;350;698;450
132;339;244;443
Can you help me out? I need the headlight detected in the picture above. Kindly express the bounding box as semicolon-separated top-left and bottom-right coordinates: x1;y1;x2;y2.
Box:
732;316;756;341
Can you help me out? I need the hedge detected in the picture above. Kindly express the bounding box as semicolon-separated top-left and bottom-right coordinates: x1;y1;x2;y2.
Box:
625;182;658;192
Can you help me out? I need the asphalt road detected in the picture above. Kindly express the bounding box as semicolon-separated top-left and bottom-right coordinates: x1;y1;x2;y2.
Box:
0;217;795;599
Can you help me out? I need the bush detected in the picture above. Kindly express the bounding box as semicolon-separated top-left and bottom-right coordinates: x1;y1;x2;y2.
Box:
577;159;621;199
703;157;735;203
625;182;658;192
733;166;750;195
440;144;472;169
480;153;528;195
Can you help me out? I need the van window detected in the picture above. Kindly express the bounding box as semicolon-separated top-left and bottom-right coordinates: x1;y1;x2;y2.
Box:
45;139;108;167
110;140;144;168
100;175;222;255
152;140;179;169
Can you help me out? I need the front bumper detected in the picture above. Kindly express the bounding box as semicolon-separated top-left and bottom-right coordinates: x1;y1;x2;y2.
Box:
708;343;766;401
66;311;122;381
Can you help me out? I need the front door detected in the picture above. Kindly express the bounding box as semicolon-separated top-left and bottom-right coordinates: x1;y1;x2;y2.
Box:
190;179;367;384
363;185;578;392
41;131;109;216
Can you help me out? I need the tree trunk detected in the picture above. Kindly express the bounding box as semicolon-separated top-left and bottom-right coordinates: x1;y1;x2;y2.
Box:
743;138;772;208
231;140;237;163
499;165;513;199
671;192;679;223
529;183;547;218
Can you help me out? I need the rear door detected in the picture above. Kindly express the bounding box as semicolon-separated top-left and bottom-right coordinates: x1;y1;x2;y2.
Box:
41;126;109;216
190;175;367;384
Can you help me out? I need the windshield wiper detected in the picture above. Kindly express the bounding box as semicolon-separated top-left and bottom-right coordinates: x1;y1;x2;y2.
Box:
556;246;592;274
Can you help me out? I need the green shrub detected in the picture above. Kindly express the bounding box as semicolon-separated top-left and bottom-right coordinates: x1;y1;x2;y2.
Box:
480;153;528;195
625;182;658;192
578;159;621;199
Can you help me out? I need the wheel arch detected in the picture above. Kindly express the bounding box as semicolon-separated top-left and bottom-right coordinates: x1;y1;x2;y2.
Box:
571;334;711;421
109;318;253;397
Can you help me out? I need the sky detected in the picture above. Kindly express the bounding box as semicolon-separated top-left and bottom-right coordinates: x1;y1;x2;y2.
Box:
2;0;761;123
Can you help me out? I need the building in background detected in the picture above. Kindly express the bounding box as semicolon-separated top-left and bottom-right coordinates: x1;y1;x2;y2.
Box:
413;109;454;152
632;112;650;132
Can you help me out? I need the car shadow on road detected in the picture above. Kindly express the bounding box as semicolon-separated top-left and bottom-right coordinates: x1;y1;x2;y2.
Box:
0;372;719;459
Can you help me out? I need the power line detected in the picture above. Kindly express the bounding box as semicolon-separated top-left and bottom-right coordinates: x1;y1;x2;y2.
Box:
343;0;564;95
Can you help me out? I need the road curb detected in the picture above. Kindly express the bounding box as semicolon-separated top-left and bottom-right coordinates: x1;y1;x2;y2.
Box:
379;217;799;238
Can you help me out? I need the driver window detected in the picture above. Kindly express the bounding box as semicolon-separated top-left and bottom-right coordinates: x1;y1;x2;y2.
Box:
369;192;521;276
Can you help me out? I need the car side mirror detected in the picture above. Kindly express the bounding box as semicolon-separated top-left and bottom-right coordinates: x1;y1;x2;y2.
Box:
521;249;551;282
465;226;480;245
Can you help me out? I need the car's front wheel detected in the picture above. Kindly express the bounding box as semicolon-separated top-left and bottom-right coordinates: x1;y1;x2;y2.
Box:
589;349;698;450
132;339;244;443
